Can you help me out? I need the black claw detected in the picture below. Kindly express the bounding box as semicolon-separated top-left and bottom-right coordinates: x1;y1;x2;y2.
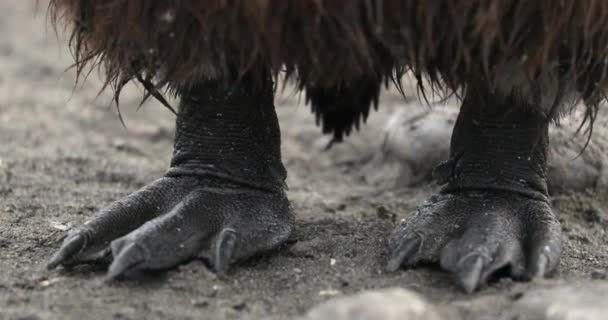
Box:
47;233;87;270
456;256;484;293
108;242;147;279
214;228;237;275
386;234;422;272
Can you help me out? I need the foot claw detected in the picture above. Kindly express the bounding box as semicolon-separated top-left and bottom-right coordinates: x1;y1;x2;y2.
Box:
47;233;87;270
386;235;422;272
108;242;148;279
528;253;549;280
214;228;237;275
456;256;484;293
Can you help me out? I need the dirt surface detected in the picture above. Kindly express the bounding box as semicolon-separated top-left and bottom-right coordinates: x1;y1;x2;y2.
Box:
0;2;606;319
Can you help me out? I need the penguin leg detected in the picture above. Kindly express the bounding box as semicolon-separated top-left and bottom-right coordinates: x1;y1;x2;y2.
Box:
48;74;294;278
386;87;562;292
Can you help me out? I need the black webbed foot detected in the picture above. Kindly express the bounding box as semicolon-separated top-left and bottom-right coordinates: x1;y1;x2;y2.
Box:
48;176;292;278
48;73;294;278
386;192;561;292
386;87;563;292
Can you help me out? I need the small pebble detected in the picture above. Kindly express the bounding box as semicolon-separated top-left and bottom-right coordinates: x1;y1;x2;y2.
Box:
190;299;209;308
301;288;443;320
319;289;340;297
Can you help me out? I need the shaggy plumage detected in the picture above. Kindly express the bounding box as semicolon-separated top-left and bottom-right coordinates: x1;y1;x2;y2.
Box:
49;0;608;137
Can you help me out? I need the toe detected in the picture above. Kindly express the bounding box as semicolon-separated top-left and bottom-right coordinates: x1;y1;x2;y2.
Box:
212;228;237;275
443;244;525;292
386;195;468;271
526;233;562;280
48;177;197;268
525;203;562;279
47;233;88;269
441;244;493;292
386;233;423;272
107;190;220;276
455;255;484;293
440;211;523;292
108;242;148;279
198;190;293;273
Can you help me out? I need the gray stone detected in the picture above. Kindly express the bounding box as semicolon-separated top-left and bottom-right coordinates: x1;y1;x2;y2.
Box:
380;108;607;193
506;282;608;320
299;288;444;320
379;108;454;186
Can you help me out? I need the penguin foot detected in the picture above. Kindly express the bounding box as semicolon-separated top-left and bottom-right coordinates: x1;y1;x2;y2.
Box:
386;191;562;292
47;176;294;278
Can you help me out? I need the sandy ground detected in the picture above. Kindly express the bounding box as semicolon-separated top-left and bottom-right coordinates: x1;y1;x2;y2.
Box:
0;2;606;319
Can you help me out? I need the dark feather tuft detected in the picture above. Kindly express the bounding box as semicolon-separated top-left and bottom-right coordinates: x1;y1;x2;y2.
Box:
305;77;383;143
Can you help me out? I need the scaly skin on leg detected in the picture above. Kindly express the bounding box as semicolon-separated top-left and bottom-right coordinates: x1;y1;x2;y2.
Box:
386;88;563;292
48;75;294;278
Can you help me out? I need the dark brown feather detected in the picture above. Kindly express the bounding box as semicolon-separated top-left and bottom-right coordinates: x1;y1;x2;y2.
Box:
48;0;608;127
